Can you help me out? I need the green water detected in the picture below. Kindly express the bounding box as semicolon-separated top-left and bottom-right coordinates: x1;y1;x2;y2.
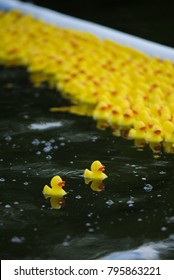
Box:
0;66;174;260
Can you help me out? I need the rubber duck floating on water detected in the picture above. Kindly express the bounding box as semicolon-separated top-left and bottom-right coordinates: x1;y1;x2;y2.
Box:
84;160;108;181
43;176;67;197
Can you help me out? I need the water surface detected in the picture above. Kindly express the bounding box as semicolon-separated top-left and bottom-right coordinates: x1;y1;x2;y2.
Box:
0;66;174;260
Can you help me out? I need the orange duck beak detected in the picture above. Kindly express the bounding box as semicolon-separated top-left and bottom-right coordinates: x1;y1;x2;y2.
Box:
98;165;105;171
58;181;65;187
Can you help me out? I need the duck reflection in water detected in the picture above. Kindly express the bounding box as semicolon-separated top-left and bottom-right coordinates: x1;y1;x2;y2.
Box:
43;176;67;209
85;178;106;192
49;196;65;209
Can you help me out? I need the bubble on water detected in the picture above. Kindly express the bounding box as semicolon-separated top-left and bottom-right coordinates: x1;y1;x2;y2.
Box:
62;235;71;246
22;171;27;174
144;184;153;192
166;216;174;224
60;142;65;146
87;212;93;217
127;197;134;207
70;161;74;164
128;203;134;207
137;218;143;222
62;241;70;246
0;158;4;162
85;223;91;227
75;195;82;199
50;139;55;143
4;135;12;142
14;201;19;205
106;199;114;206
4;204;11;208
11;236;25;243
0;178;5;183
159;171;166;175
32;139;40;146
88;228;95;233
46;155;52;160
12;179;16;182
161;226;168;231
43;146;52;153
36;151;41;155
45;141;52;147
91;136;98;142
23;181;29;186
53;145;58;150
141;177;147;181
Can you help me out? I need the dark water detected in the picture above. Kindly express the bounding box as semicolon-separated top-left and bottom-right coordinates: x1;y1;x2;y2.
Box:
0;66;174;260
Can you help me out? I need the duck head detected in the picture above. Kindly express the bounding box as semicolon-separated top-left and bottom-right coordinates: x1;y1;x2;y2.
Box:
91;160;105;172
50;176;65;189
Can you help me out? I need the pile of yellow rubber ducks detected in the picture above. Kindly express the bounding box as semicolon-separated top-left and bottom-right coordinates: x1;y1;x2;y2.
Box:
1;10;174;153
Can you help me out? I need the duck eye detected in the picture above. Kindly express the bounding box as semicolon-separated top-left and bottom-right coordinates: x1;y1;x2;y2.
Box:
140;126;146;131
154;130;161;134
112;109;119;115
124;113;130;118
100;105;107;110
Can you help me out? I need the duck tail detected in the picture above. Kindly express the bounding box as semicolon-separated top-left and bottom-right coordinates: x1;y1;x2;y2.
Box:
84;168;91;178
43;185;52;196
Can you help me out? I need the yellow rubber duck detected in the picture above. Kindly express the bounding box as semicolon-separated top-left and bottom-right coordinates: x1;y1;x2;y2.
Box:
163;120;174;143
145;124;163;143
128;120;147;140
43;176;67;197
84;160;108;180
